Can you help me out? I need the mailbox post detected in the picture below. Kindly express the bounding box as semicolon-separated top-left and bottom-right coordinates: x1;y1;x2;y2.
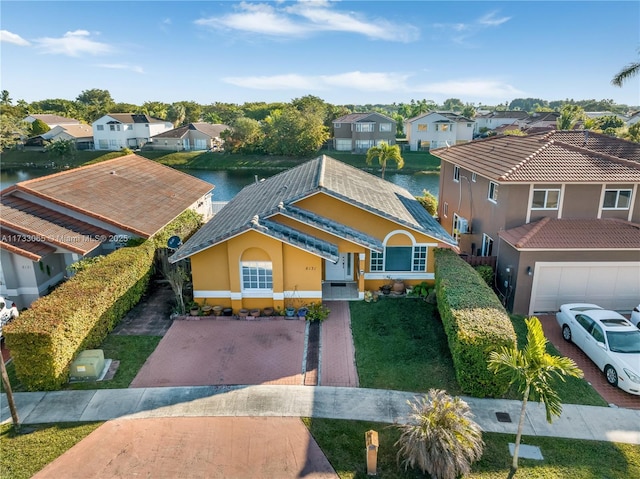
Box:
365;429;379;476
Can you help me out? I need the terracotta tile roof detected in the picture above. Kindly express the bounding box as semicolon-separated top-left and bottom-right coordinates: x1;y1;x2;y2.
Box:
477;111;530;120
540;130;640;162
0;226;56;261
499;218;640;250
151;123;230;140
0;196;110;255
171;155;456;262
26;114;80;125
432;131;640;182
9;155;213;238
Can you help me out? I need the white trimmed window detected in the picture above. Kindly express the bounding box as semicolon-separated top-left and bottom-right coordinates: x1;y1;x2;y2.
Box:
488;181;498;202
241;261;273;290
98;139;108;149
412;246;427;271
471;172;477;182
355;139;375;150
603;189;632;209
443;202;449;217
417;124;428;131
370;251;384;272
379;123;392;132
481;234;494;256
355;123;374;132
436;124;450;132
453;165;460;182
96;125;104;131
370;246;428;272
532;189;560;209
334;123;341;128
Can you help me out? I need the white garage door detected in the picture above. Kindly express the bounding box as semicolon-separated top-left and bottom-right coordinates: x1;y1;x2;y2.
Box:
530;262;640;314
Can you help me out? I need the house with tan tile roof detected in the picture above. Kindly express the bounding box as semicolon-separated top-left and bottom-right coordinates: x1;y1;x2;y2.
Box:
404;112;475;151
148;122;230;151
43;124;94;150
432;130;640;315
92;113;173;150
0;154;213;308
170;155;456;313
24;114;81;129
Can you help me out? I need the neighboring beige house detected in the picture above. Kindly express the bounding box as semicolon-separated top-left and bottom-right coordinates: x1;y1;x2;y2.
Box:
0;154;213;308
43;124;94;150
332;112;396;152
474;111;529;134
148;123;230;151
433;130;640;316
404;112;475;151
92;113;173;150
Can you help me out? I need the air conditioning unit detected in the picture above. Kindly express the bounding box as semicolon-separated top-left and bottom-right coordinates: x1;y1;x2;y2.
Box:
457;218;469;234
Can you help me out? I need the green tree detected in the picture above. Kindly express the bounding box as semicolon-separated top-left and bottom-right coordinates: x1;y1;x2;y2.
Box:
556;105;584;130
1;90;12;106
611;49;640;87
0;115;29;149
30;118;50;136
442;98;464;112
262;106;328;156
140;101;170;120
488;317;583;478
76;89;115;122
45;138;76;163
221;117;264;153
416;189;437;216
594;115;625;131
461;104;476;119
623;122;640;143
365;141;404;179
395;389;484;479
167;103;186;127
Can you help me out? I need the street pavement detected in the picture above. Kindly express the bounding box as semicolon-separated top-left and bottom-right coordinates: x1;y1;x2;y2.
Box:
3;384;640;445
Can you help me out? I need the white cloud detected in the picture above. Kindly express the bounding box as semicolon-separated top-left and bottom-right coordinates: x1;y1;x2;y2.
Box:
432;10;511;45
34;30;113;56
223;71;523;100
196;1;418;42
415;79;523;99
0;30;30;46
97;63;144;74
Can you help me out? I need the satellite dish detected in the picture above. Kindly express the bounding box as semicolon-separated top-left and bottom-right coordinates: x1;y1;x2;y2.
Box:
167;235;182;249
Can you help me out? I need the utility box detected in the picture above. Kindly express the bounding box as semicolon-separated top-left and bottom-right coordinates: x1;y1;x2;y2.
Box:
365;429;379;476
70;349;105;380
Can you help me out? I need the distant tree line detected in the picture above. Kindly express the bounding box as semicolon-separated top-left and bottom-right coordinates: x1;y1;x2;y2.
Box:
1;87;638;152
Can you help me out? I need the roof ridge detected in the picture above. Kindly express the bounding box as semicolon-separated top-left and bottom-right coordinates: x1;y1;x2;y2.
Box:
515;216;551;248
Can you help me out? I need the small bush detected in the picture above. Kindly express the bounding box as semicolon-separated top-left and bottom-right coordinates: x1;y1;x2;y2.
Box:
306;302;330;322
474;265;494;288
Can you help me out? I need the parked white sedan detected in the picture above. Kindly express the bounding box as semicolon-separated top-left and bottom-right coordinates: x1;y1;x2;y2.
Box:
556;303;640;396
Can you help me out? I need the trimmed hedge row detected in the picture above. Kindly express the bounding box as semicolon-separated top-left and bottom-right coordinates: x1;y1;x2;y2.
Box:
5;210;202;391
434;248;516;397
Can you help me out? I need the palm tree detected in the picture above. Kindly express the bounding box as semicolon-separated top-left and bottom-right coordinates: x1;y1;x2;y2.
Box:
365;141;404;180
556;105;584;130
395;389;484;479
488;317;583;478
611;49;640;87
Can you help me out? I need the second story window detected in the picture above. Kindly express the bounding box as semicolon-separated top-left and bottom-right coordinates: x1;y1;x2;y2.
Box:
453;165;460;182
334;123;341;128
379;123;392;132
471;172;477;182
435;124;450;132
603;189;632;209
488;182;498;202
96;125;104;131
417;124;428;131
532;189;560;209
355;123;374;132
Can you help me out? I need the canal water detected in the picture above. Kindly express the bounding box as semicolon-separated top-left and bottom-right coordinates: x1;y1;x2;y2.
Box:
1;167;440;201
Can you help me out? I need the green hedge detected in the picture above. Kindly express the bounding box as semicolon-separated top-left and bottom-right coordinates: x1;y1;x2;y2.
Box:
434;249;516;397
4;210;201;391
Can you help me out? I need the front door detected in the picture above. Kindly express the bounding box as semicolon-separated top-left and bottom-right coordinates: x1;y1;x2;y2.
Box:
325;253;353;281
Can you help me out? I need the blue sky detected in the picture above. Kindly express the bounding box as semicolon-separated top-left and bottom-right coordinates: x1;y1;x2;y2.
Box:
1;1;639;107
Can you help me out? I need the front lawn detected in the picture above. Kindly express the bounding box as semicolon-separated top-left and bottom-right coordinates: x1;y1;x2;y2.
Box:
350;299;607;406
0;422;102;479
304;418;640;479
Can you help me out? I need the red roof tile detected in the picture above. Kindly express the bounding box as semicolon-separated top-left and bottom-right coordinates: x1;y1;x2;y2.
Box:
432;131;640;182
12;155;213;238
0;226;56;261
499;218;640;250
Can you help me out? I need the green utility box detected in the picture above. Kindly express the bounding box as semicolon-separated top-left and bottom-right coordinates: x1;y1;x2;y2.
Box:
70;349;105;380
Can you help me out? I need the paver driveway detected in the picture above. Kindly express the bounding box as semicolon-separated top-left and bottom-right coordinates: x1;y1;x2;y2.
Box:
130;319;308;388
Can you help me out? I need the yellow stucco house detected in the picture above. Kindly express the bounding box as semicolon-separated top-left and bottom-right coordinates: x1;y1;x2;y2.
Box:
170;156;457;313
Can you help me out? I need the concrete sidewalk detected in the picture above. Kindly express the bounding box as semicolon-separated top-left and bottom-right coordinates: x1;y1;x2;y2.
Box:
3;385;640;445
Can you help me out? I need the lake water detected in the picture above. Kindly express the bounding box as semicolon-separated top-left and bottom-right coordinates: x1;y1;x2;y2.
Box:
1;166;440;201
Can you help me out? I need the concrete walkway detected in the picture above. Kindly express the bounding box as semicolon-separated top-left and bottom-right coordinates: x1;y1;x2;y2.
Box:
3;385;640;445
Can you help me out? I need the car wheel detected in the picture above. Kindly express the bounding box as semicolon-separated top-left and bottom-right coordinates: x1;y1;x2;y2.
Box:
605;365;618;387
562;325;572;342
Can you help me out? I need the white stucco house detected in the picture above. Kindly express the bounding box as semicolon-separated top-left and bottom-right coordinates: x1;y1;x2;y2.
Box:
404;112;475;151
92;114;173;150
0;154;213;308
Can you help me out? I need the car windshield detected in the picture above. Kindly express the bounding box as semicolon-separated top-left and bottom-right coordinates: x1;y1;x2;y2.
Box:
606;330;640;353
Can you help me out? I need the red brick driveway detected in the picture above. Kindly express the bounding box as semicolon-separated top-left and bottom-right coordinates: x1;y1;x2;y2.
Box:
539;315;640;410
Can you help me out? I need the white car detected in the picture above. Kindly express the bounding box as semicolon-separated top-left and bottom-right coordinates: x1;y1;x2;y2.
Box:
631;304;640;328
0;296;19;338
556;303;640;396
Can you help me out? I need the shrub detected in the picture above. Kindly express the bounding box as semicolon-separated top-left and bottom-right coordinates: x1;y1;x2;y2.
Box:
415;189;438;216
305;302;330;322
4;210;202;391
473;265;494;288
434;249;516;397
